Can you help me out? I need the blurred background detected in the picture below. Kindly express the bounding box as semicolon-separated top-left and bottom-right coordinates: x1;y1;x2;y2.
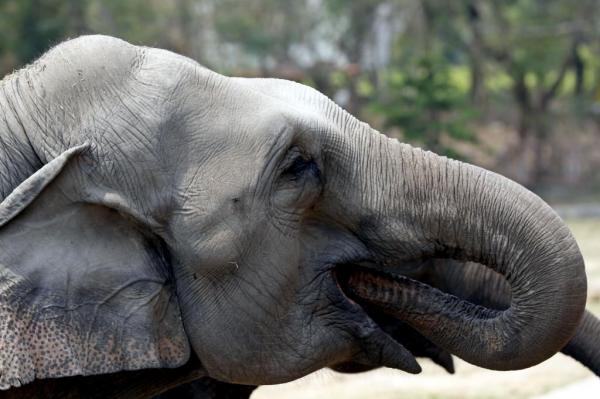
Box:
1;0;598;397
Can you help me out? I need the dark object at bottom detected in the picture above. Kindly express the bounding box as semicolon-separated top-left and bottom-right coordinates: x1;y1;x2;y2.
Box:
155;378;256;399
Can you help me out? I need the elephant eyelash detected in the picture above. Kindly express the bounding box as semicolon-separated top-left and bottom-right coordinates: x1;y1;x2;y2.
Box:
283;156;309;180
281;154;320;182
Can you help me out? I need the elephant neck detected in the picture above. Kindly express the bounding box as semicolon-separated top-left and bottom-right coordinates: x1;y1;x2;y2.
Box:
0;73;46;201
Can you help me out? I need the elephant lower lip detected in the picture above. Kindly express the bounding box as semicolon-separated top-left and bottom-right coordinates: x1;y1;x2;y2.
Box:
327;264;421;373
334;264;458;374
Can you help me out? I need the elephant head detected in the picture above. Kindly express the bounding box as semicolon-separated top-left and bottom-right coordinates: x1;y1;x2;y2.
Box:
0;35;587;390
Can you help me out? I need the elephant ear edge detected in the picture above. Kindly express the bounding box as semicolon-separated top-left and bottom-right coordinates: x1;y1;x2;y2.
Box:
0;144;190;389
0;144;88;227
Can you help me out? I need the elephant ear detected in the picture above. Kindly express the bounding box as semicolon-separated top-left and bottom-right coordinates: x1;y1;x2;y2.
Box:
0;145;189;389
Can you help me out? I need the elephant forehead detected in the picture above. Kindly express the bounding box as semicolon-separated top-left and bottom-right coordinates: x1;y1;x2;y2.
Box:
171;118;299;193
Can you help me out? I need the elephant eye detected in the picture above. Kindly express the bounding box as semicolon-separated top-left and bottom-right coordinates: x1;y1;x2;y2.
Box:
281;152;320;182
274;146;322;209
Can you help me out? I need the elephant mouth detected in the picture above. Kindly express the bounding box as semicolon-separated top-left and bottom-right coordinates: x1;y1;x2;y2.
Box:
332;262;445;373
333;259;510;373
335;260;437;317
336;263;453;323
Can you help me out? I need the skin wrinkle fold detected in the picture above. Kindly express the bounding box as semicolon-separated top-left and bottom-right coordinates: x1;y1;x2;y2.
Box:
0;91;42;199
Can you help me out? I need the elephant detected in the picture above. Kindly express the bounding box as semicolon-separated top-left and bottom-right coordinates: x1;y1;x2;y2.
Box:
0;35;589;398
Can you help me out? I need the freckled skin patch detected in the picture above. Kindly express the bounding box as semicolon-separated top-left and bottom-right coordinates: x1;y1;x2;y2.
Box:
0;242;189;389
0;239;190;389
0;155;189;389
0;290;187;389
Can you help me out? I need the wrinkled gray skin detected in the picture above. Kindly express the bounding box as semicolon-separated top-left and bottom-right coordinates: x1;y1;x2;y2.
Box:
0;35;588;393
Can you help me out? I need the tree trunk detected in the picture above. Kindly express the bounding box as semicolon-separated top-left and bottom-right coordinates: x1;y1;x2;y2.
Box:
466;1;485;103
573;44;585;96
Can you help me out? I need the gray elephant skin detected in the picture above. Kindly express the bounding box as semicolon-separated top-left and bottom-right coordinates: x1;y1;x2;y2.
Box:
0;35;589;397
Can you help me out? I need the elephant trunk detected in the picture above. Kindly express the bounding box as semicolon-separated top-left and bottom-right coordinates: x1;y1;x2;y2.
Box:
341;137;587;370
562;310;600;376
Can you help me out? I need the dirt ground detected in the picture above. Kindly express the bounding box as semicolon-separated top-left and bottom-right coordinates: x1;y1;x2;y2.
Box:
252;218;600;399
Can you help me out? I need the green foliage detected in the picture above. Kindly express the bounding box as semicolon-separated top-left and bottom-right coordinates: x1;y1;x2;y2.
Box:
373;56;475;157
86;0;168;44
0;0;82;67
1;0;600;180
483;0;577;91
212;0;309;66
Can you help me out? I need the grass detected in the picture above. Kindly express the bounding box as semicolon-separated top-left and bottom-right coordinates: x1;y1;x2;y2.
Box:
252;218;600;399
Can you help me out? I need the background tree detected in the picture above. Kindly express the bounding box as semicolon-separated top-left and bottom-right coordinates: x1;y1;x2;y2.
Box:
1;0;600;194
468;0;599;186
374;56;475;158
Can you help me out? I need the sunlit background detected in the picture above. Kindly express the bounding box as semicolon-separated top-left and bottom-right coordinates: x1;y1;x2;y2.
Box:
1;1;599;397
